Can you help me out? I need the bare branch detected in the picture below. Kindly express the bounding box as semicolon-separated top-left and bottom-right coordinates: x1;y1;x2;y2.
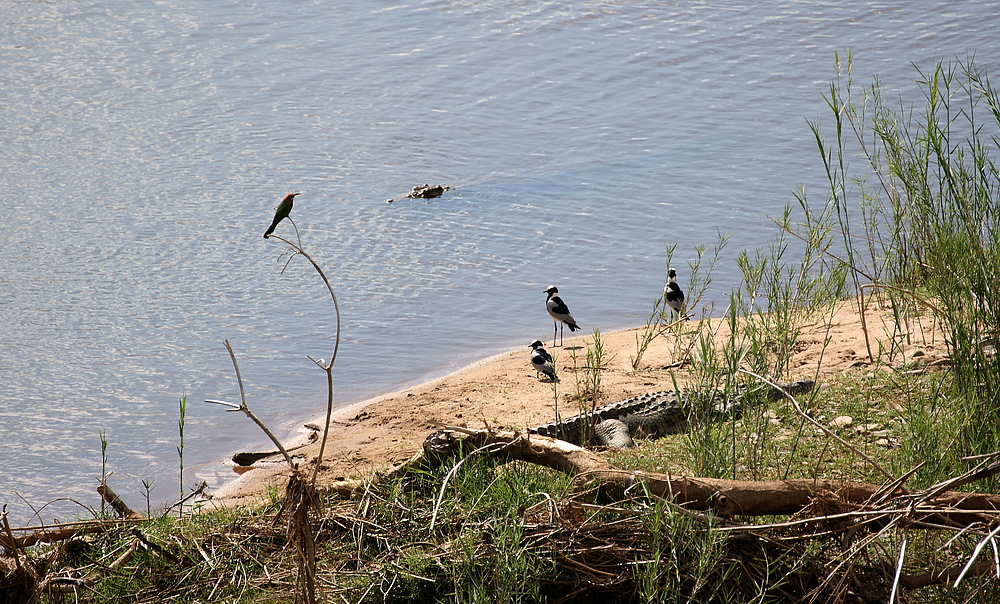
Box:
205;398;241;410
0;505;22;568
954;523;1000;587
266;233;342;485
208;340;296;469
97;483;143;519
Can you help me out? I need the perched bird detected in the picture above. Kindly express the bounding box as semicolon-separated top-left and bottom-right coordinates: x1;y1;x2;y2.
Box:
263;193;298;239
663;267;685;319
529;340;557;381
544;285;580;346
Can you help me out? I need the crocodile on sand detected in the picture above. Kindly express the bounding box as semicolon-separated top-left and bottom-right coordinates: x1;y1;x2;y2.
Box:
529;379;815;449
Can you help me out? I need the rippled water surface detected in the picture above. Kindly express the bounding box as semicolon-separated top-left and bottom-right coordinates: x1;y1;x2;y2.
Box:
2;0;998;524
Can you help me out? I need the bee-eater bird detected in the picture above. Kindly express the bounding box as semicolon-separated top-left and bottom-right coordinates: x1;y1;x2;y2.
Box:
544;285;580;346
263;193;297;239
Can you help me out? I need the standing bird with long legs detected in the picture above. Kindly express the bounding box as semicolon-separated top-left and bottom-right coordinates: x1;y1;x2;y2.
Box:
544;285;580;346
263;192;298;239
663;267;685;319
529;340;557;381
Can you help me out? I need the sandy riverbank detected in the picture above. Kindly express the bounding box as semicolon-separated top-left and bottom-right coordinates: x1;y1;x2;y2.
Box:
207;299;947;508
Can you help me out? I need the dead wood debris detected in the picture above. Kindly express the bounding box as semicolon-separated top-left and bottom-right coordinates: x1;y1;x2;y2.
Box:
5;428;1000;602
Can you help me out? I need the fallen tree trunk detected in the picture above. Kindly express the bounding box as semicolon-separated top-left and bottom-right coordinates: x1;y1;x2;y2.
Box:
314;426;1000;531
417;428;1000;524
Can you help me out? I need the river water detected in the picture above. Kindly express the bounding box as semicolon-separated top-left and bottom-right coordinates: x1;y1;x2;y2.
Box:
2;0;998;524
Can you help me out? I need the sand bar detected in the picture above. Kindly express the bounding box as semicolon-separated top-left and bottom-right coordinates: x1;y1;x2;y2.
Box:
208;300;947;507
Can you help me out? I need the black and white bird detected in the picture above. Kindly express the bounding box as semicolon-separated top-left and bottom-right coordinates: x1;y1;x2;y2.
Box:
544;285;580;346
663;268;685;319
529;340;557;381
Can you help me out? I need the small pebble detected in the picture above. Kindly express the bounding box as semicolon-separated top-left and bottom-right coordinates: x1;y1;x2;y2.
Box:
829;415;854;428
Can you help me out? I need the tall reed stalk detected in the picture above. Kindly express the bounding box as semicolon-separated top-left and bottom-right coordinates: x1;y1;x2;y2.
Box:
804;54;1000;464
176;395;187;516
99;429;109;516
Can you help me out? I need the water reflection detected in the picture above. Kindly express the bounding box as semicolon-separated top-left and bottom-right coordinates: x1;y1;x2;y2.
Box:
1;0;997;524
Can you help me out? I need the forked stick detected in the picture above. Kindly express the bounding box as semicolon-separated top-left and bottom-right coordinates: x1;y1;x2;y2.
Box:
205;340;295;468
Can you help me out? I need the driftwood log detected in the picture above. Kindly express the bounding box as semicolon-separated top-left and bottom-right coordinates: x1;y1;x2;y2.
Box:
310;428;1000;592
316;427;1000;529
1;518;144;552
97;484;143;519
2;482;161;552
393;428;1000;525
